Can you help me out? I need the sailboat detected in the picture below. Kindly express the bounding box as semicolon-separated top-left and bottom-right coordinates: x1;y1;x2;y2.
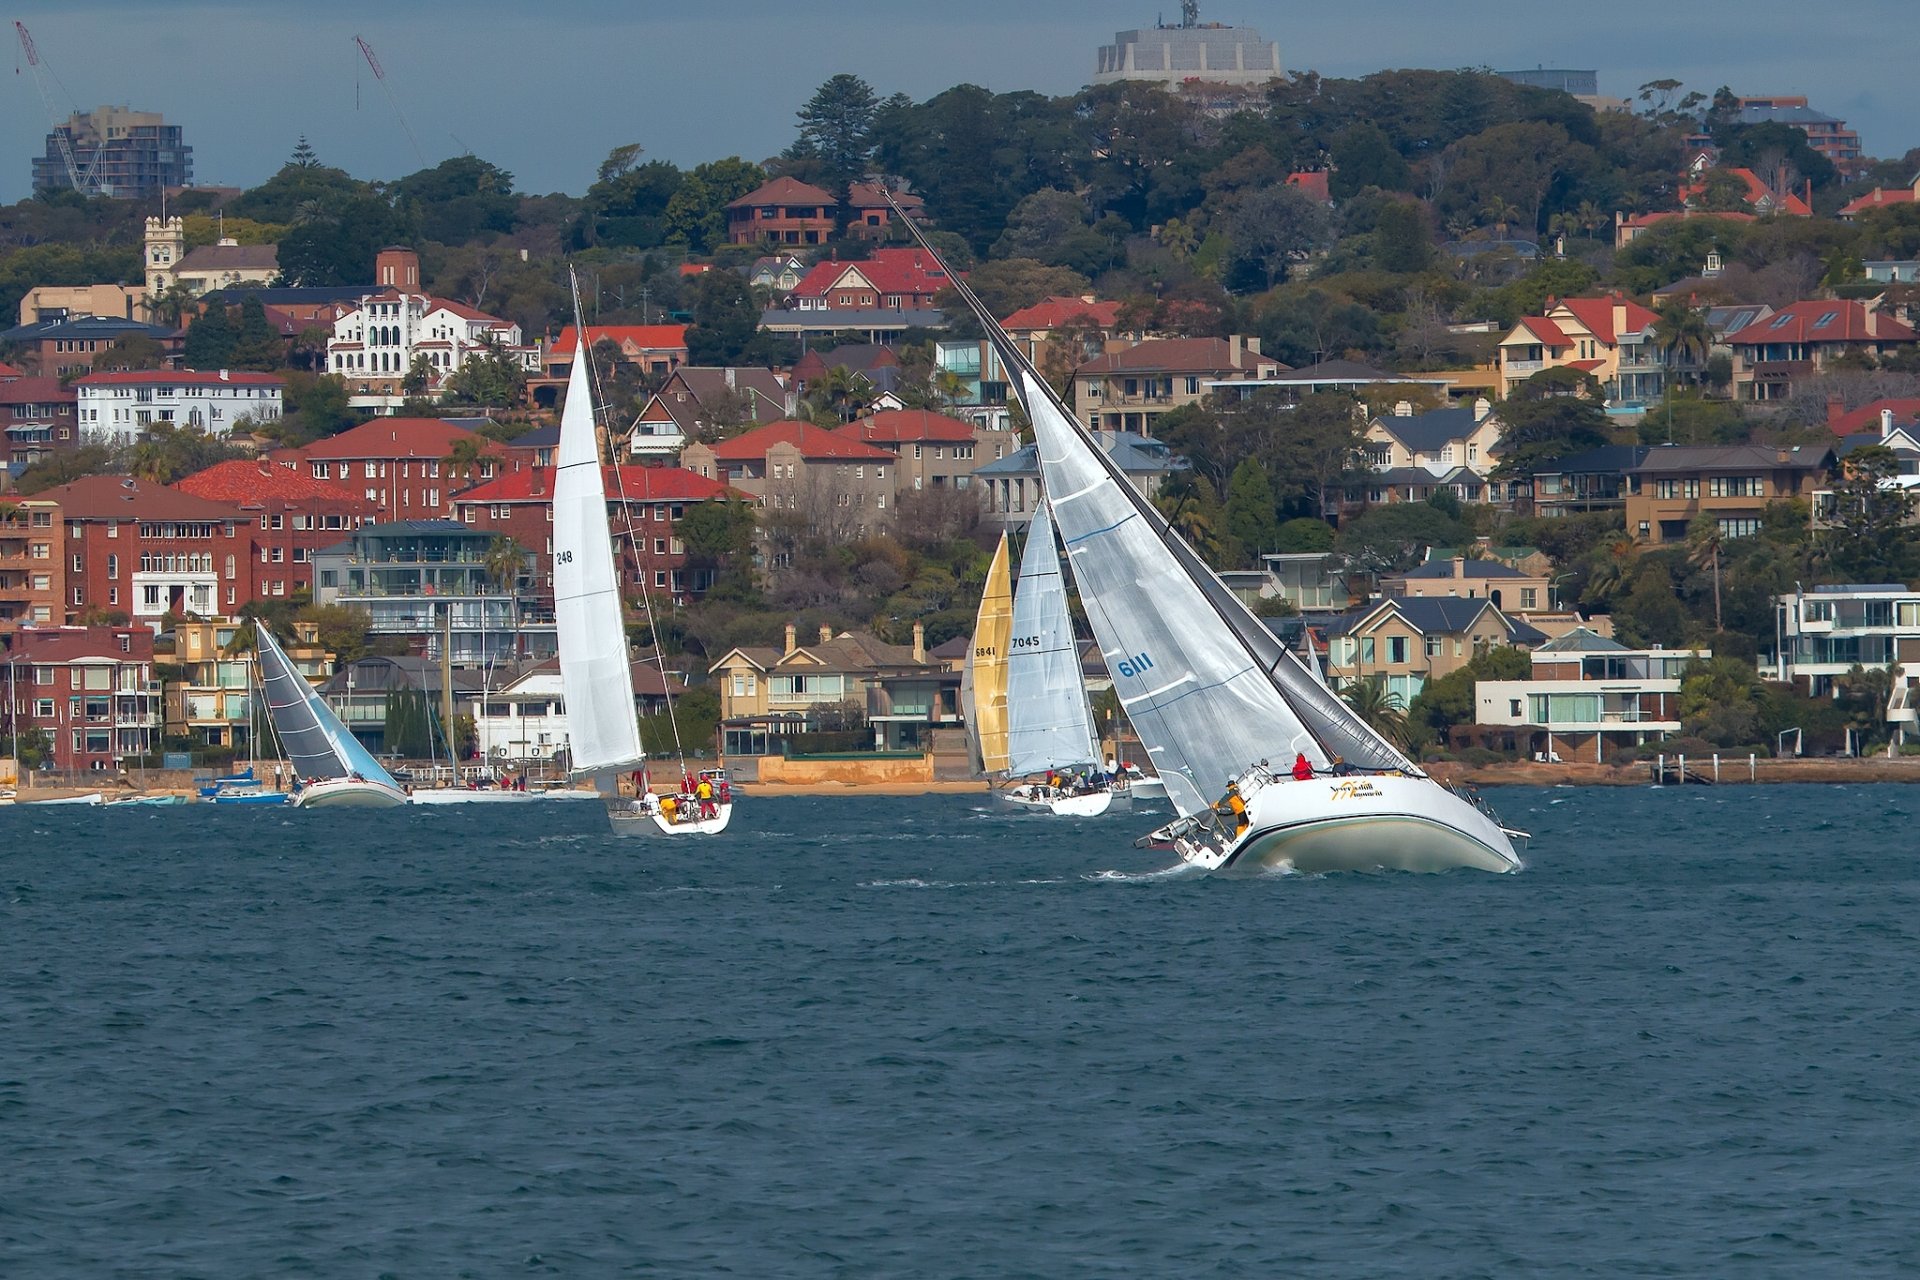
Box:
961;533;1013;776
895;207;1521;874
996;499;1125;817
409;604;536;804
256;620;408;808
552;277;730;836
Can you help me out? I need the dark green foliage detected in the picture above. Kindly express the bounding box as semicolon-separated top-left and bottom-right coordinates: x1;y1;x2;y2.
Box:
389;156;519;245
1405;645;1532;745
182;304;235;369
1334;503;1472;573
790;74;879;195
1328;124;1412;199
683;270;762;366
276;193;416;287
1274;517;1336;552
1222;458;1281;565
228;297;283;371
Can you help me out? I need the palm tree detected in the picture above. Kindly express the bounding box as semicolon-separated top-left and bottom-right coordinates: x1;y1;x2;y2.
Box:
148;281;197;329
1575;200;1607;241
1482;197;1522;240
483;535;526;595
443;436;490;491
1156;485;1228;568
808;365;876;424
1652;299;1713;385
1340;675;1407;746
1685;514;1724;633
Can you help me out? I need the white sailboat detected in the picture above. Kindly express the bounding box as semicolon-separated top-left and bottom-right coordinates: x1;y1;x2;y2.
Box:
997;499;1125;817
898;209;1521;874
257;620;407;808
552;278;730;836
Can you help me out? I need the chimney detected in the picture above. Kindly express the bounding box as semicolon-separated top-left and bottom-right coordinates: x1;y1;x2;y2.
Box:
1393;399;1413;417
724;368;736;390
912;620;926;664
1883;408;1897;440
1229;334;1244;366
784;622;797;654
1473;396;1492;421
1452;555;1467;580
1828;394;1845;428
1244;336;1261;356
819;624;833;645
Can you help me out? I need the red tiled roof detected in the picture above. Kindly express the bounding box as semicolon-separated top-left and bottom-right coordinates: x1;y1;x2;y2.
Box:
1513;316;1572;346
550;325;690;357
705;419;894;462
1286;170;1332;203
1829;398;1920;436
425;298;515;326
299;418;506;461
1075;337;1262;375
76;369;284;387
174;459;372;508
1840;186;1920;217
35;474;246;522
0;376;74;405
838;410;977;445
11;626;152;663
1567;359;1605;372
1724;301;1919;346
677;264;712;277
788;247;952;301
1000;296;1122;331
728;176;834;209
451;465;731;504
848;181;923;212
1554;296;1659;343
1678;167;1812;216
0;360;24;379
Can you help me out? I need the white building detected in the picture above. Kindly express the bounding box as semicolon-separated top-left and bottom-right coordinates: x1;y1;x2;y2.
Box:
1474;628;1706;762
326;278;538;414
474;659;685;764
1766;583;1920;696
75;370;284;444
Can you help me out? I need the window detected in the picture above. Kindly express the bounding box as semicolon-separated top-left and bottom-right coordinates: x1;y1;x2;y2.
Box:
1425;636;1442;658
1359;637;1375;664
108;588;118;605
1520;588;1538;609
1716;517;1762;539
106;554;118;580
1388;636;1408;665
72;554;83;573
653;571;668;588
1510;699;1523;718
1709;476;1761;498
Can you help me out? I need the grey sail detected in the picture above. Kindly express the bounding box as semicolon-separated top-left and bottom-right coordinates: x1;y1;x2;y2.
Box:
1004;500;1101;777
256;621;398;786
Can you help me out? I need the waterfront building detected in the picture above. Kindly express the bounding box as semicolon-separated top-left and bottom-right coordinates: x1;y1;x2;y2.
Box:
75;370;284;445
1323;597;1544;708
0;496;62;633
4;624;162;772
1471;628;1706;761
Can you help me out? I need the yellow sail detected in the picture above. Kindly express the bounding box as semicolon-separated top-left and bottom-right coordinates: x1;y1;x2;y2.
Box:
964;533;1014;775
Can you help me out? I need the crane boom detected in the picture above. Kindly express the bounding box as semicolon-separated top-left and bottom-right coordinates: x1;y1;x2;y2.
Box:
14;20;103;195
352;33;425;168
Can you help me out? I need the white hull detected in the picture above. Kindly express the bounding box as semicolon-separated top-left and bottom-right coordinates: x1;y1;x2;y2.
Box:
27;793;103;807
1125;774;1168;801
998;783;1121;817
610;799;734;836
293;778;410;809
408;788;539;805
1173;773;1521;875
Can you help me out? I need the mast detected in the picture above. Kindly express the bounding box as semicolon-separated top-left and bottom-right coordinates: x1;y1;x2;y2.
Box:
441;602;456;771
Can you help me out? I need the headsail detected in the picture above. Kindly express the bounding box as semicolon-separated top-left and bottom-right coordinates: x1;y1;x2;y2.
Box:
963;532;1013;775
882;195;1413;818
1004;500;1100;776
256;620;398;787
552;303;646;774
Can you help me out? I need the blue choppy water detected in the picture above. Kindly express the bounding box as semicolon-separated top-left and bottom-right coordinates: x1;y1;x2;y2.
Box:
4;785;1920;1276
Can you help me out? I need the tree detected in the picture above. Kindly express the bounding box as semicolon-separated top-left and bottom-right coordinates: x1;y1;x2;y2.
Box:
442;435;493;490
1221;458;1281;566
1328;123;1412;199
792;74;878;195
443;340;527;407
1678;655;1764;746
1340;675;1408;746
1224;184;1333;289
1334;503;1471;574
228;297;283;371
1490;392;1614;483
389;155;518;245
934;259;1092;328
1373;199;1433;274
275;193;414;286
483;535;527;594
1405;645;1531;746
1652;299;1713;385
662;158;767;252
1819;444;1915;580
182;304;235;369
683;270;761;366
147;281;197;328
290;136;320;169
678;497;760;600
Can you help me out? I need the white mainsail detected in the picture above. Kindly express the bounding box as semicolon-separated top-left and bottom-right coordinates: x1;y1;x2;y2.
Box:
552;329;645;774
1004;500;1101;777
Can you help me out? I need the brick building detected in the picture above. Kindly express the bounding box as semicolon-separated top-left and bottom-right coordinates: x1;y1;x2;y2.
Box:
681;419;895;542
834;409;1005;496
0;496;63;632
294;418;507;520
173;459;378;600
37;475;249;625
3;625;162;772
1;377;80;468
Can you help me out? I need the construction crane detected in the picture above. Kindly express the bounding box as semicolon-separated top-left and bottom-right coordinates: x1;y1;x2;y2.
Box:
354;34;427;169
14;21;106;195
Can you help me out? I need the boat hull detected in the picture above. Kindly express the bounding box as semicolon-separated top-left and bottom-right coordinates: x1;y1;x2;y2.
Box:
1177;774;1521;875
610;799;734;836
293;778;410;809
408;788;538;805
998;784;1121;817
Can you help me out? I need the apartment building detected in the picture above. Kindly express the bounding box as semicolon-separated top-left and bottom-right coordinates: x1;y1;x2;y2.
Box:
1624;443;1834;545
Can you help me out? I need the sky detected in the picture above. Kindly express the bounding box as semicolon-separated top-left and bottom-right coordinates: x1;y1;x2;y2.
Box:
3;0;1913;206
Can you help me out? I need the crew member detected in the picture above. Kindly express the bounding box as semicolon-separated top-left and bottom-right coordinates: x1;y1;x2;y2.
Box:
1292;752;1314;781
695;776;715;819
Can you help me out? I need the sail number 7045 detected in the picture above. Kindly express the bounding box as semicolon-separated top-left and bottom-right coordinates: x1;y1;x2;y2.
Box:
1009;635;1042;650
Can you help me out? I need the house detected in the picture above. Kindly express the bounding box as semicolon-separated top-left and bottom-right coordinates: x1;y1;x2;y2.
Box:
749;254;807;294
1322;597;1544;708
1730;96;1863;170
295;417;507;520
37;475;250;624
1363;399;1507;506
680;420;895;540
173;458;377;599
1382;556;1557;614
1614;209;1755;250
529;324;688;407
1529;445;1650;518
790;344;904;406
164;618;262;750
1;377;81;467
974;432;1183;530
1471;628;1706;761
1071;336;1282;434
15;283;149;326
627;366;793;458
1724;300;1920;401
1624;443;1834;545
311;520;550;664
725;178;926;246
0;315;181;380
324;249;539;412
1814;411;1920;529
1677;162;1814;216
472;658;689;764
2;624;162;772
708;621;954;754
1826;398;1920;438
1768;584;1920;697
1496;295;1665;404
450;463;734;606
760;247;952;341
1839;173;1920;221
144;217;279;297
75;370;284;445
999;296;1134;369
0;496;62;631
834;409;1000;497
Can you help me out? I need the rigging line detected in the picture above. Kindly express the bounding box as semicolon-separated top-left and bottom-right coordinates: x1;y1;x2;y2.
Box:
572;269;690;775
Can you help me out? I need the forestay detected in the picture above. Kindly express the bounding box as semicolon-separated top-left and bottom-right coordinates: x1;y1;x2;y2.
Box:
1004;500;1100;776
963;533;1013;775
551;334;646;774
256;621;397;786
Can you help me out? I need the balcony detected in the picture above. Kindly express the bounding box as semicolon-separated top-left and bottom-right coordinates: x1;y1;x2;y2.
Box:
1504;360;1544;376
